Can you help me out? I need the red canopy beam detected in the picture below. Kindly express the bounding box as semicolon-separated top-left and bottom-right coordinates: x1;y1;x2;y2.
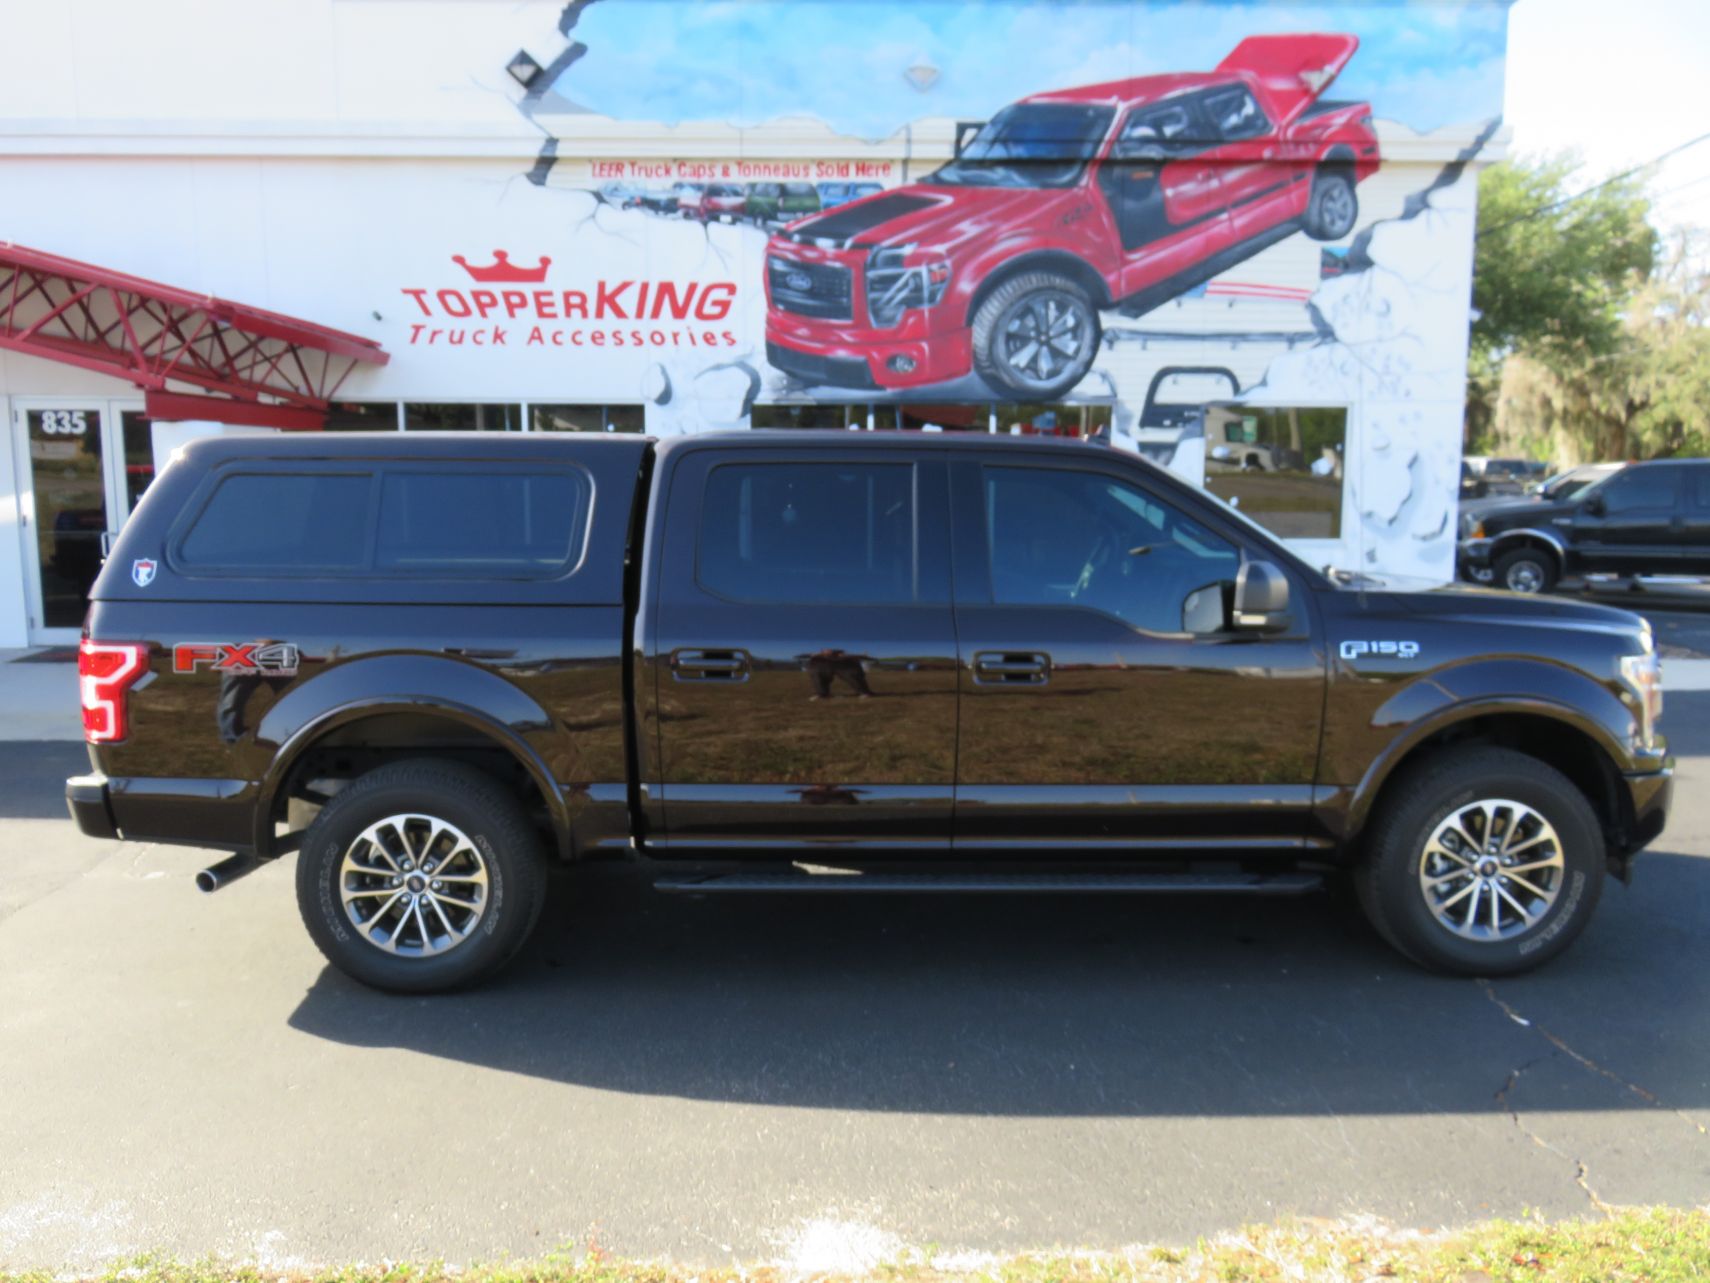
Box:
0;241;388;428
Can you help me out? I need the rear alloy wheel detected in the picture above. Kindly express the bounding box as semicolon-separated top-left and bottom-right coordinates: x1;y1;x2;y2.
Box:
971;271;1100;399
296;759;546;992
1494;546;1557;594
1303;169;1358;241
1355;747;1603;975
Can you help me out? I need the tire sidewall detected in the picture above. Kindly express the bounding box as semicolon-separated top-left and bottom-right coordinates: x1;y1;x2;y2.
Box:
974;273;1099;399
296;769;532;992
1496;548;1555;594
1375;764;1603;975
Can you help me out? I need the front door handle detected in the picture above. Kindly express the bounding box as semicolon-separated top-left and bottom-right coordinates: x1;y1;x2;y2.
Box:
672;648;750;682
973;651;1051;685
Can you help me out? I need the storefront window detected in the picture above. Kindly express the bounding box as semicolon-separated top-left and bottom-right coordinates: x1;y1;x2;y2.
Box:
997;403;1114;438
324;401;401;432
120;410;156;512
403;403;524;431
1202;405;1347;539
532;404;645;433
882;404;993;432
751;403;866;430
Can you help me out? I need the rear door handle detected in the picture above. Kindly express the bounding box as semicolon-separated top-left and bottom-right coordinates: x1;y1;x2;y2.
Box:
672;648;751;682
973;651;1051;685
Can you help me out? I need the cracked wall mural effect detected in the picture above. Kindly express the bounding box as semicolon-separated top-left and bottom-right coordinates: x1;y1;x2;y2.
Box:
425;0;1508;580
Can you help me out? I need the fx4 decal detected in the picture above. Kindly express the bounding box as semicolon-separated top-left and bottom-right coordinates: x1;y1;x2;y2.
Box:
1339;639;1421;661
173;642;301;676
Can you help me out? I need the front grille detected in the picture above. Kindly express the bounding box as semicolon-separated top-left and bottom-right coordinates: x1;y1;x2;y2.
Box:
765;340;878;389
767;257;854;321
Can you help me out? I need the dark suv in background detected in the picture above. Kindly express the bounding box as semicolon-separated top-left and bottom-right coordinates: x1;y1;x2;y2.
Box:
1460;459;1710;594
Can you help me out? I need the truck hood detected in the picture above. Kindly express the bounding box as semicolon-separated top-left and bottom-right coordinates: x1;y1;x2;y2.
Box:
783;183;1053;249
1334;577;1646;642
1473;496;1578;532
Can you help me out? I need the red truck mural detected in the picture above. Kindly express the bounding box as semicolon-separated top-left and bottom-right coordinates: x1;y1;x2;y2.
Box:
763;33;1380;399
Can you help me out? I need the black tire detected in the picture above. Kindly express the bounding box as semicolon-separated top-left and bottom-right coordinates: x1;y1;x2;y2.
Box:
1493;546;1557;594
295;759;547;993
1303;168;1358;241
1354;747;1604;976
971;270;1101;399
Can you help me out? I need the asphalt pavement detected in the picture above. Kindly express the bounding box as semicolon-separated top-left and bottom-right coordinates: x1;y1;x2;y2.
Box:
1;644;1709;1268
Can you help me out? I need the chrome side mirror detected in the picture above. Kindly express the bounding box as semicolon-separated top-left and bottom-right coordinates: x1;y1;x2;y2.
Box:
1233;560;1290;632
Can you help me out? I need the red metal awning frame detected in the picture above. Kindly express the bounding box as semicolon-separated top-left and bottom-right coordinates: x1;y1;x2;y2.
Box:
0;241;389;429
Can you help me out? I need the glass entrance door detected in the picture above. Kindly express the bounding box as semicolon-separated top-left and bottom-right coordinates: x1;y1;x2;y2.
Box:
12;399;147;643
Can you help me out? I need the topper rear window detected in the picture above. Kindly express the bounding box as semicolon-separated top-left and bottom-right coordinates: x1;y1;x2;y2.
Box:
173;465;591;578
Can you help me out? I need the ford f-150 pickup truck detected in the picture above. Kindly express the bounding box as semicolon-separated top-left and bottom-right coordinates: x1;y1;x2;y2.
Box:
764;33;1379;400
68;431;1668;992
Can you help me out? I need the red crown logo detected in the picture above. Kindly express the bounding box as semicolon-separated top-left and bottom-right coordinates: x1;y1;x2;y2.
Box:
452;250;552;283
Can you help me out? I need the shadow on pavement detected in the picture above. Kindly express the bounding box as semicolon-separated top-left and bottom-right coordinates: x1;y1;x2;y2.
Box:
288;843;1710;1117
0;742;88;819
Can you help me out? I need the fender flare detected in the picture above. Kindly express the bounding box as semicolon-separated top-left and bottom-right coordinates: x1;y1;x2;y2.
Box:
1486;526;1568;565
1342;686;1634;844
962;246;1113;323
251;656;571;857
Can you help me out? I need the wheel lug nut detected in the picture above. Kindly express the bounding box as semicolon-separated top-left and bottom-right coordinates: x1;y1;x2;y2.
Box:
390;876;401;887
431;880;443;891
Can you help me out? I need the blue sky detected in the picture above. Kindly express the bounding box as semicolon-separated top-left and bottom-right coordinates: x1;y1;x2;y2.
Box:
554;0;1510;138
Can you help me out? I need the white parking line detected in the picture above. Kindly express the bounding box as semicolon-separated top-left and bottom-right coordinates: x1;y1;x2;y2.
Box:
1664;657;1710;693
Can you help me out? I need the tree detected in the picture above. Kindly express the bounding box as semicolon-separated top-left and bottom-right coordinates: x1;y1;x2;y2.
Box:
1467;155;1657;447
1491;236;1710;463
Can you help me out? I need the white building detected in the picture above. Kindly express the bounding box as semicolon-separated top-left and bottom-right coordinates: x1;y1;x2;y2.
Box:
0;0;1510;645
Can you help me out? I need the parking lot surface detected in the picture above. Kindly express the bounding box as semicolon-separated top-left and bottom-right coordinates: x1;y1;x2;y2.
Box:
2;688;1709;1268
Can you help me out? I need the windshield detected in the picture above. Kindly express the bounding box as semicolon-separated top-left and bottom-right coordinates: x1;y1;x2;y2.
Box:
929;103;1115;189
1538;468;1598;499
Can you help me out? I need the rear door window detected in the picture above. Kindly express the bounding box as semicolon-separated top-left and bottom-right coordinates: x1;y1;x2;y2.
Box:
1202;84;1270;141
698;462;916;604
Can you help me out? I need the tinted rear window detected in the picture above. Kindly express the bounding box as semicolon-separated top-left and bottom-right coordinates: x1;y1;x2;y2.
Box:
176;466;590;578
178;472;373;571
698;462;915;604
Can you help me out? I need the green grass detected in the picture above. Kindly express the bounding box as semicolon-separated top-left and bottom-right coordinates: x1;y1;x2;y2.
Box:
6;1208;1710;1283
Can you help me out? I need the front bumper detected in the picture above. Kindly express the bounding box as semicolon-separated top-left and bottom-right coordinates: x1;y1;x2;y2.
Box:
1616;765;1672;870
1457;537;1495;583
765;319;973;390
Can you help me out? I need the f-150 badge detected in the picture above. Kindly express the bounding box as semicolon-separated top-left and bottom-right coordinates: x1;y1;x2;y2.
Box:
1339;640;1421;660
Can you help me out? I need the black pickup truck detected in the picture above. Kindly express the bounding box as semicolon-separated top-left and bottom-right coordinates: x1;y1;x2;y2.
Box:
68;432;1670;991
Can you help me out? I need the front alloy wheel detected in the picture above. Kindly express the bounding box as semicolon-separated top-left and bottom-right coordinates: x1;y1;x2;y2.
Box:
1354;746;1603;975
971;270;1100;399
1417;799;1564;941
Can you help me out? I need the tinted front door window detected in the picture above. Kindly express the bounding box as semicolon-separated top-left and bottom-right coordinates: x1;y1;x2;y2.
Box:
985;466;1239;634
1574;466;1682;574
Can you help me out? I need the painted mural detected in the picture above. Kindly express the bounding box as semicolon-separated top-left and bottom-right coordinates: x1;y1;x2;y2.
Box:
464;0;1508;577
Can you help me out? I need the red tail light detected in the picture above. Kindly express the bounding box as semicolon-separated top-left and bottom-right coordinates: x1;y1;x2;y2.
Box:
78;639;149;744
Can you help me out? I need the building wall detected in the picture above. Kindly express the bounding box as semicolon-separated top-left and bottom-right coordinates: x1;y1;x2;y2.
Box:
0;0;1511;643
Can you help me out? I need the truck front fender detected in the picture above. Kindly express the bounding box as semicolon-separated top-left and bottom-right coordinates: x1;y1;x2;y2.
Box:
1340;657;1640;843
252;654;568;856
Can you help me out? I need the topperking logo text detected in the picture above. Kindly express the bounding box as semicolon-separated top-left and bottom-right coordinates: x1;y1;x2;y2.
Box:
400;250;739;350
